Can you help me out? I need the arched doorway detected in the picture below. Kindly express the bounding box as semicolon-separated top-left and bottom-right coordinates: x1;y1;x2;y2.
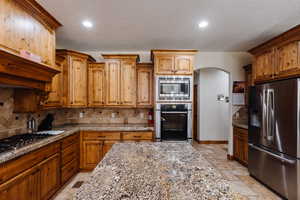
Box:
194;68;231;143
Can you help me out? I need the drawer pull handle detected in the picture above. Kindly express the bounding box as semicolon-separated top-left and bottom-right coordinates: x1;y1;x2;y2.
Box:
98;136;106;138
133;136;142;138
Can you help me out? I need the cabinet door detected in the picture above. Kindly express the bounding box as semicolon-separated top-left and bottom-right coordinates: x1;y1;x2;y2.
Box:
103;141;117;157
105;61;120;106
253;50;275;82
70;56;87;106
0;167;40;200
155;55;174;74
233;134;240;160
88;64;106;106
137;67;153;107
39;153;60;200
120;60;136;106
82;141;103;170
174;55;193;75
276;41;300;78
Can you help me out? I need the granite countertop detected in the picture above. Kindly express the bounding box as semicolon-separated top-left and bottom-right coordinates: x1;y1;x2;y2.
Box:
232;120;248;130
75;143;244;200
0;124;154;164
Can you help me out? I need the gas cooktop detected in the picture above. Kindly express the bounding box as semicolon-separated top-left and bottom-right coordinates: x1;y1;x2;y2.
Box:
0;133;53;154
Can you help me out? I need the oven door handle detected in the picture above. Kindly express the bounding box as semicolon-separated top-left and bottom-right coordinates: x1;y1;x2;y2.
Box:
161;111;188;114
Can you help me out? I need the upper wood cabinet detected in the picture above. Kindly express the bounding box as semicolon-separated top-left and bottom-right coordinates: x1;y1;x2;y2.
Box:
151;50;197;75
155;55;174;74
56;50;95;107
276;41;300;78
102;55;139;107
0;0;61;90
88;63;106;107
137;63;153;107
253;50;275;82
105;60;121;106
44;55;65;108
250;25;300;83
120;60;136;106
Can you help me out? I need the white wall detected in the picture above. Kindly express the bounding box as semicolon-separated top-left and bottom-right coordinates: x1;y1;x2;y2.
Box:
194;52;253;155
198;69;230;141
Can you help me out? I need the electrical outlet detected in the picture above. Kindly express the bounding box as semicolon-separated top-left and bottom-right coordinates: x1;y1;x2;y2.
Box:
111;112;116;118
79;112;84;118
140;113;144;119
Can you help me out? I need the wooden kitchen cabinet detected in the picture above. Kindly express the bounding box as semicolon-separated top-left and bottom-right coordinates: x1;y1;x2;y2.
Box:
81;141;103;170
0;0;61;90
120;60;136;106
88;63;106;106
233;127;248;166
39;154;60;200
253;50;275;82
276;41;300;78
0;166;40;200
137;63;153;107
0;142;60;200
122;132;153;142
103;141;118;156
151;50;197;75
250;25;300;83
155;55;174;74
102;55;139;107
56;49;95;107
44;55;65;108
80;131;153;170
174;55;194;74
105;60;121;106
61;133;79;184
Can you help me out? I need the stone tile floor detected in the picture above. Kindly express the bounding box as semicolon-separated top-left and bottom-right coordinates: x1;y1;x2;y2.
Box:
53;143;282;200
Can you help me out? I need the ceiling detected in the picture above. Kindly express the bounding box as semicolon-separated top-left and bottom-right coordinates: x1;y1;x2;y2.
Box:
37;0;300;52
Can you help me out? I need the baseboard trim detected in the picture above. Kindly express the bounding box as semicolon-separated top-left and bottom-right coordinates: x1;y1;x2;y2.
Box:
198;140;228;144
227;154;234;160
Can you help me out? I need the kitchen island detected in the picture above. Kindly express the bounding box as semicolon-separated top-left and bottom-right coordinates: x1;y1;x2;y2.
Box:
75;143;244;200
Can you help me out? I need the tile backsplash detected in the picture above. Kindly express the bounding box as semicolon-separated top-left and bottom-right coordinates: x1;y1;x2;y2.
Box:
0;88;150;139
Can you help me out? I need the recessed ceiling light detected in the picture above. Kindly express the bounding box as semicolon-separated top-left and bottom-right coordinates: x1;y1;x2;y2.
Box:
82;20;93;28
198;20;209;28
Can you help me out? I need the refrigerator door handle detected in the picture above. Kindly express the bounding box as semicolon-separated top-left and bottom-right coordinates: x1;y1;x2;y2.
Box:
262;89;268;139
249;144;296;164
269;89;275;142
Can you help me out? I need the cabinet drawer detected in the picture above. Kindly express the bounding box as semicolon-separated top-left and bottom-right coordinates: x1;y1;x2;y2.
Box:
61;142;79;167
0;142;60;185
122;132;153;140
61;158;78;184
83;132;121;140
61;133;79;149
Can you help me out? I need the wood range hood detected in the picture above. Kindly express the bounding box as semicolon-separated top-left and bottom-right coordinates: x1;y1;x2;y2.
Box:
0;0;62;91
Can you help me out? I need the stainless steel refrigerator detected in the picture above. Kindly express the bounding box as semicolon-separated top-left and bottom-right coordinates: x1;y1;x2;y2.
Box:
248;78;300;200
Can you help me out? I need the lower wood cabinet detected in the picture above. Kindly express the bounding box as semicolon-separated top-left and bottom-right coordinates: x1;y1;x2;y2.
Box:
233;127;248;166
0;142;60;200
80;131;154;170
40;153;60;200
60;133;79;185
0;166;40;200
81;140;103;171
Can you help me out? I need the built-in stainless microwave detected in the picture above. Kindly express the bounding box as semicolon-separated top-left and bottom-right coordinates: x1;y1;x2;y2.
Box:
155;75;193;102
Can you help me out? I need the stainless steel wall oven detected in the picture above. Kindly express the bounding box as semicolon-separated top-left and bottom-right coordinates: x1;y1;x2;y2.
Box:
155;103;192;142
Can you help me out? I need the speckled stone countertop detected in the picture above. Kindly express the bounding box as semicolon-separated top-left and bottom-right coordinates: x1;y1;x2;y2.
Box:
0;124;154;164
232;120;248;130
75;143;244;200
